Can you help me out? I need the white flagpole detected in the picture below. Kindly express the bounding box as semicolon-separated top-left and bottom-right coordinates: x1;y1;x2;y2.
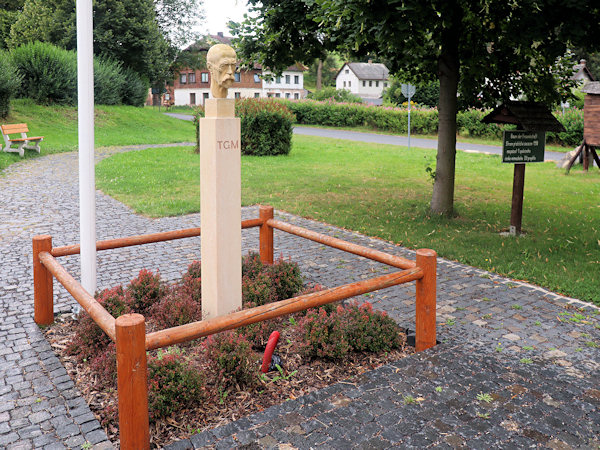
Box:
76;0;96;294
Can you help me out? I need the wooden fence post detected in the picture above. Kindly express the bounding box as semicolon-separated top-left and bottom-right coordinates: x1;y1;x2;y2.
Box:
33;235;54;325
116;314;150;450
259;205;274;264
415;249;437;352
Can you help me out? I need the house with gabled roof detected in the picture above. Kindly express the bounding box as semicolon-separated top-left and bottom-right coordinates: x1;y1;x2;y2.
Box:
335;61;390;102
571;59;595;84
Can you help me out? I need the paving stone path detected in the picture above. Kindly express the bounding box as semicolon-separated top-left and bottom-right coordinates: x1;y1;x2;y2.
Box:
1;146;598;449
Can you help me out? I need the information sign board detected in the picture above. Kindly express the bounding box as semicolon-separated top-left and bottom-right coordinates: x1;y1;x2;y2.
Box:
502;131;546;163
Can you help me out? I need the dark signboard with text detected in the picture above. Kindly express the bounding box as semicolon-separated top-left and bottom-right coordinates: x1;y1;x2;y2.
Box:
502;131;546;163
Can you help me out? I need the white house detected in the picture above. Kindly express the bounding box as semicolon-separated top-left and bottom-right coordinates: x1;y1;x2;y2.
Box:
262;64;307;100
335;61;390;100
163;32;308;106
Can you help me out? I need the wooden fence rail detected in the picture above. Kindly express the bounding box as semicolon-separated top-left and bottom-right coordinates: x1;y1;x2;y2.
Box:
32;204;437;450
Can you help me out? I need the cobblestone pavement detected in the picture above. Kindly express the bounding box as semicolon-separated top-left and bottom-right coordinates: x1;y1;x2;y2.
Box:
1;147;599;449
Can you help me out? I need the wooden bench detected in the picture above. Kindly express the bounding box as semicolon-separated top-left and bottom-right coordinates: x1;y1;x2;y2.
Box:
1;123;44;157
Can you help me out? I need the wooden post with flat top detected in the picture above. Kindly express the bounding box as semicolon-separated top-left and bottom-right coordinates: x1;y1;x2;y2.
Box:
259;205;274;264
33;235;54;325
116;313;150;450
415;249;437;352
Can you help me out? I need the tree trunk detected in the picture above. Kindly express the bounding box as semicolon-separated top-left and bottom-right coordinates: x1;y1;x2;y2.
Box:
316;59;323;90
430;11;460;216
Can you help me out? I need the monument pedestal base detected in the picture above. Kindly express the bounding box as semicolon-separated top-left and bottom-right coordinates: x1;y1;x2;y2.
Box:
200;99;241;319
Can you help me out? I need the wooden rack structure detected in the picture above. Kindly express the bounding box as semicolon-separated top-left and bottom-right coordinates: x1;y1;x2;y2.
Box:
32;205;437;449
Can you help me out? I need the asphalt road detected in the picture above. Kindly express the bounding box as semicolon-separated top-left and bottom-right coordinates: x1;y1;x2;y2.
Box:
165;113;567;163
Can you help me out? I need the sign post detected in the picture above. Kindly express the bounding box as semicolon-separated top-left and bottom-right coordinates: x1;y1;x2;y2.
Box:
401;83;416;151
502;130;546;235
200;44;242;319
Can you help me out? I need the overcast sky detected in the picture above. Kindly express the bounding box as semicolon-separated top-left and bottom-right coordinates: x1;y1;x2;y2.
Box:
201;0;250;35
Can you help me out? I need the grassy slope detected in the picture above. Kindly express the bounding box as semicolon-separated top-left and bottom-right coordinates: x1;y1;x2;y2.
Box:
0;99;195;172
96;135;600;304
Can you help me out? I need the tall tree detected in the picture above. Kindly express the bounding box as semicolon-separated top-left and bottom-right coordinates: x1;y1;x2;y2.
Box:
154;0;204;50
0;0;24;49
5;0;203;84
232;0;600;215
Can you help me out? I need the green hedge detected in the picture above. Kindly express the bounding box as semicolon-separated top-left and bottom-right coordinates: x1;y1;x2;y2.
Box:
0;51;20;118
308;86;363;103
11;42;77;105
194;98;295;156
10;42;148;107
278;99;583;147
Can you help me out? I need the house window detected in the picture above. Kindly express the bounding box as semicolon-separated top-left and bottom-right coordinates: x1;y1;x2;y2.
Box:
254;74;260;83
345;69;349;74
294;75;299;84
369;80;372;87
180;73;187;84
348;81;351;87
362;81;366;87
276;76;281;84
285;93;290;98
254;92;260;98
285;75;290;84
375;81;379;87
189;73;196;83
343;81;346;88
294;93;299;99
203;92;209;104
384;82;388;88
190;93;196;105
201;72;209;83
234;92;241;99
275;93;281;98
234;73;241;82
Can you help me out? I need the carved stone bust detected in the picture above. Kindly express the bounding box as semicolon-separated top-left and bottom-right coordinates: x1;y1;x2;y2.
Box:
206;44;237;99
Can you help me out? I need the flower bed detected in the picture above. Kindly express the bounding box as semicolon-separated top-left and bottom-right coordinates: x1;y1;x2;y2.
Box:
45;253;412;447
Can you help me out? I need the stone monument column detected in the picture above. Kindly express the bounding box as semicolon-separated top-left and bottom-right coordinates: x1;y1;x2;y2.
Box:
200;44;242;319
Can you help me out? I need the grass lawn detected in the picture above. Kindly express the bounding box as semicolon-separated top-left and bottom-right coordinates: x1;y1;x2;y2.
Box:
0;99;195;172
96;134;600;304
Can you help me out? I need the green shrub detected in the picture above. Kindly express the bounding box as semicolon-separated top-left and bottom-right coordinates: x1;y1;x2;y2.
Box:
67;285;131;362
549;108;583;147
265;256;303;301
341;302;405;352
456;109;505;139
11;41;77;105
194;99;295;156
236;98;295;156
148;287;202;329
147;349;205;421
203;331;257;388
242;271;275;307
297;307;350;360
297;302;405;360
0;51;20;118
94;57;125;105
384;79;439;108
122;67;150;107
241;252;304;307
126;269;166;315
308;86;363;103
178;260;202;303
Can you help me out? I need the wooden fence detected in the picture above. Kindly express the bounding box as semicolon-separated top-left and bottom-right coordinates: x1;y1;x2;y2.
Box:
32;205;437;449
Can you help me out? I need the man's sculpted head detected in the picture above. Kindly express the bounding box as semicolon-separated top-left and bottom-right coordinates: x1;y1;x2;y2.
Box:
206;44;237;98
